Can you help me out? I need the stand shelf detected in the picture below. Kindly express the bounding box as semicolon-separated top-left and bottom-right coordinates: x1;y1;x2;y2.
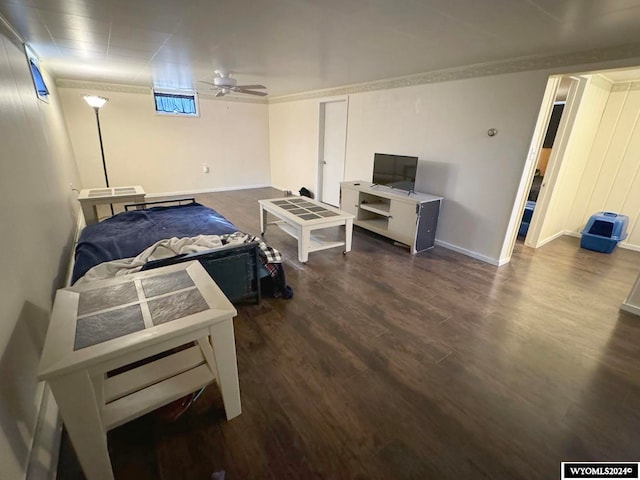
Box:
359;202;391;217
340;181;442;253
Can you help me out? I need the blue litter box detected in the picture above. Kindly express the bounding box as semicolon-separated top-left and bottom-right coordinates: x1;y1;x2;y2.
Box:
580;211;628;253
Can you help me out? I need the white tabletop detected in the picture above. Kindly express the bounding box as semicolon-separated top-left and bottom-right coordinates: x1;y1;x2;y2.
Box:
38;261;237;379
259;196;354;226
77;185;145;201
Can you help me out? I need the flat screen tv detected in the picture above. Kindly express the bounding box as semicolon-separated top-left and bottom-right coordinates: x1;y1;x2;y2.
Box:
372;153;418;192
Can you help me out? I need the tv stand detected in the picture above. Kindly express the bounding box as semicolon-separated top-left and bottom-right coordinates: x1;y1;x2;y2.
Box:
340;181;442;253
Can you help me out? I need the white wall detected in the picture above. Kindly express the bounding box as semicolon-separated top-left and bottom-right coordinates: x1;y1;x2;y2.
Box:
565;80;640;249
0;24;81;480
270;71;550;261
536;75;612;244
269;98;320;192
59;88;271;195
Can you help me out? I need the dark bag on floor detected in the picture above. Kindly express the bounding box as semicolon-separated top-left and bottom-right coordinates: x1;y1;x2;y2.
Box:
299;187;314;199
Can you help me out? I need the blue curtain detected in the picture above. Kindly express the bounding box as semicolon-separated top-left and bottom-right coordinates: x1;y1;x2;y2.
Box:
154;93;196;114
29;59;49;96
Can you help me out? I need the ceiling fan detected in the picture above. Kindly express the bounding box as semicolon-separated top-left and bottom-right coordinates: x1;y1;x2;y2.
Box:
199;70;267;97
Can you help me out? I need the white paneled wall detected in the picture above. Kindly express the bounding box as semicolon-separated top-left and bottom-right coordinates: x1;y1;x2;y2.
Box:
565;81;640;250
536;76;612;244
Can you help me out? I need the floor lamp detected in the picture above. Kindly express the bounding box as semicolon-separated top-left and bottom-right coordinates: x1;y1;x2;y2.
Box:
83;94;114;215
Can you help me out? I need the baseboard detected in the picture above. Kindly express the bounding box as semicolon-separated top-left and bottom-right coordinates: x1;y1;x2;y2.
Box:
533;230;566;248
434;239;500;266
144;183;272;199
618;242;640;253
620;302;640;316
26;385;62;480
270;184;289;193
497;256;511;266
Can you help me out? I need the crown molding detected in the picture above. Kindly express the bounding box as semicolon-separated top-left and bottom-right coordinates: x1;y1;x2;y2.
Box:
54;41;640;106
611;81;640;92
56;79;150;94
56;79;268;104
590;74;614;90
269;41;640;104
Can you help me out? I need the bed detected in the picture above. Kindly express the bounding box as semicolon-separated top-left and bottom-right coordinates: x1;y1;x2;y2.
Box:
72;198;292;302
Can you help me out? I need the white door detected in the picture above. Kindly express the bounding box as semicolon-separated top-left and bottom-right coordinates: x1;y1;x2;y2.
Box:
319;100;347;206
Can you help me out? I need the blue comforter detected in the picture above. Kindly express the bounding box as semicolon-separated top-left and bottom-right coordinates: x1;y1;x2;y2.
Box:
72;203;238;283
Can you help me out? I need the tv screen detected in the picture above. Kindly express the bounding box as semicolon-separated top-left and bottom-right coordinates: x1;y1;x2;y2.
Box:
372;153;418;191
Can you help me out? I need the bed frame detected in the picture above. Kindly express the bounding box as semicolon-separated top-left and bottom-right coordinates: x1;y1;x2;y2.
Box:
125;198;261;304
124;197;199;211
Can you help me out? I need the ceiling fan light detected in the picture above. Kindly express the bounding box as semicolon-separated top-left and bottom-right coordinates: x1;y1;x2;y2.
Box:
204;72;267;97
214;76;237;87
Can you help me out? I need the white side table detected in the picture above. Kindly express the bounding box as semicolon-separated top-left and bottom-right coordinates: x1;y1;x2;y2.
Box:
38;261;240;480
78;185;145;224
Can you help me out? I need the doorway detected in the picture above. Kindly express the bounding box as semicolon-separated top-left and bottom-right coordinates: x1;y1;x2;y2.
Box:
501;66;640;264
528;100;566;203
318;98;348;206
499;75;584;262
519;79;570;243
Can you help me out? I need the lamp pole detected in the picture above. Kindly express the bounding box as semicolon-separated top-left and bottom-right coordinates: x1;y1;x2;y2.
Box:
93;107;111;189
83;95;113;215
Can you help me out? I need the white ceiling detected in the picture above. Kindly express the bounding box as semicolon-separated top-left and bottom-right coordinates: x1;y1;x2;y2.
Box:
2;0;640;97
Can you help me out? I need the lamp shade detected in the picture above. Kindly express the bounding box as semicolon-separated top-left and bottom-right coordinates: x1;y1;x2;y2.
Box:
83;95;108;108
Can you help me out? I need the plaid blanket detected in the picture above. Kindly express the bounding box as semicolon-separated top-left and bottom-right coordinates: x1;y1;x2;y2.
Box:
222;232;282;263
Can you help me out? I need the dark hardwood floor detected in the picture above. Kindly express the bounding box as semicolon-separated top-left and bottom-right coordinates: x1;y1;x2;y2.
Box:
58;188;640;479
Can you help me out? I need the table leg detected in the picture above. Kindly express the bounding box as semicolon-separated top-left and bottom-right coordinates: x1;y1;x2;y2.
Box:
80;203;98;225
208;321;242;420
260;205;267;235
49;371;114;480
134;194;146;210
345;218;353;254
298;226;310;263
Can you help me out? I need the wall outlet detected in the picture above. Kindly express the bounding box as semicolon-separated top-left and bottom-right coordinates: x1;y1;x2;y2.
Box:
202;163;209;173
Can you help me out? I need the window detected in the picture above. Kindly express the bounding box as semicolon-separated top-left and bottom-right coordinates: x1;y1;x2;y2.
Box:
153;89;199;116
25;45;49;102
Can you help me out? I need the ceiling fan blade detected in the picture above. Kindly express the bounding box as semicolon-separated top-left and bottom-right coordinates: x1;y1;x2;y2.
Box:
233;89;268;96
234;84;266;90
197;80;217;86
215;90;225;97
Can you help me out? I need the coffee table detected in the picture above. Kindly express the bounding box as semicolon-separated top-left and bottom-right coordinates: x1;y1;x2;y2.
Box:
38;261;240;480
259;197;354;263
